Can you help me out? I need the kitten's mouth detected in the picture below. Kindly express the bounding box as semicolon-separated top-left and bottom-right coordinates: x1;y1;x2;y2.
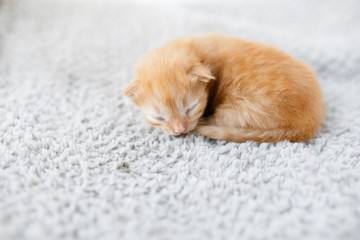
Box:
172;133;187;137
170;130;189;136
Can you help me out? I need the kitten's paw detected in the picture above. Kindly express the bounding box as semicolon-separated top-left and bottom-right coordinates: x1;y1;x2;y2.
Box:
195;125;231;141
194;125;218;136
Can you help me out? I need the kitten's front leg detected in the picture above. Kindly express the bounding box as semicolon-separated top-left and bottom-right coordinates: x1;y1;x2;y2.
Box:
194;117;226;140
195;117;216;128
194;124;223;140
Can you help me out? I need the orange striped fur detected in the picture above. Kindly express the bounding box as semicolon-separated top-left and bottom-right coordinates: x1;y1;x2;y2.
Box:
124;34;324;143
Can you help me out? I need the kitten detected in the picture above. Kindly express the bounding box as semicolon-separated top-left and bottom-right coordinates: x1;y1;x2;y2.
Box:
124;34;324;143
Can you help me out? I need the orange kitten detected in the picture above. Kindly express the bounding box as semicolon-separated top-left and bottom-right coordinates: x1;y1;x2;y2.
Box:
124;34;324;143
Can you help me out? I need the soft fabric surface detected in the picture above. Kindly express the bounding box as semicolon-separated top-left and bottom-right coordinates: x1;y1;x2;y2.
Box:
0;0;359;239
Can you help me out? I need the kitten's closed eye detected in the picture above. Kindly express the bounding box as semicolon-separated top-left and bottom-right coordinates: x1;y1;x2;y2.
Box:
186;102;200;116
147;114;166;124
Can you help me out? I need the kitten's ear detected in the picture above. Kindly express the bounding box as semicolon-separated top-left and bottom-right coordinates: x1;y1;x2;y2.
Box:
189;63;215;82
123;81;138;99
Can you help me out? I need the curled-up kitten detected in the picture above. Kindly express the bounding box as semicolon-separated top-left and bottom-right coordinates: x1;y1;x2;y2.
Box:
124;34;324;143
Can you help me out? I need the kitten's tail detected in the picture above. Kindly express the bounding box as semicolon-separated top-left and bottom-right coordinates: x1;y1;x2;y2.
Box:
195;125;316;143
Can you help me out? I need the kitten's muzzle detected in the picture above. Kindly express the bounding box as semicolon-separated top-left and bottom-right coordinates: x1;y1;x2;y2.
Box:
171;120;187;135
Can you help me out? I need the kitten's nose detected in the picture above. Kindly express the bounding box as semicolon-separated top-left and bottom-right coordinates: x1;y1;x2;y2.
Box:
172;120;187;135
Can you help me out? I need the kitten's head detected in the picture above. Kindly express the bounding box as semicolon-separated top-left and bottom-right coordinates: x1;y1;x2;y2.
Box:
124;47;214;136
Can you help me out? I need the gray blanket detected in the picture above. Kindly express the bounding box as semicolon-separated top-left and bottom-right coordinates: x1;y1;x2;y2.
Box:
0;0;359;239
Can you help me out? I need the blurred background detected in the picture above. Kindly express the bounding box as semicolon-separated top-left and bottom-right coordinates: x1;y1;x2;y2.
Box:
1;0;359;89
